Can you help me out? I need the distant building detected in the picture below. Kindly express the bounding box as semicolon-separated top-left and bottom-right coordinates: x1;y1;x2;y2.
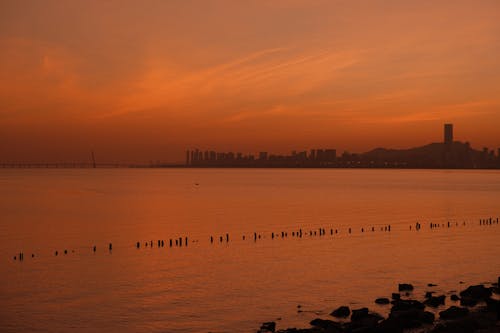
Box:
444;124;453;145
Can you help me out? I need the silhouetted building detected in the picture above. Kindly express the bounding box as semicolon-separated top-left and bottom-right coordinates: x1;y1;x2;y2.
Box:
444;124;453;145
185;124;499;169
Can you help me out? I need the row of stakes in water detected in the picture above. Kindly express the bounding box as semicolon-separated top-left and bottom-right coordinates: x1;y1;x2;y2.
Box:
12;217;499;260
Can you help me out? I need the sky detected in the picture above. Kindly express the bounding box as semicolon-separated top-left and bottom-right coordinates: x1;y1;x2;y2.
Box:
1;0;499;163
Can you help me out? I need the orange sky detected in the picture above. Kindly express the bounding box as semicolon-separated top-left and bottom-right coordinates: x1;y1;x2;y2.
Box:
1;0;499;163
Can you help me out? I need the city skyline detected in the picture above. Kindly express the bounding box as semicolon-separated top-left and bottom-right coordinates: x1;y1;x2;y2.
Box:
186;124;500;168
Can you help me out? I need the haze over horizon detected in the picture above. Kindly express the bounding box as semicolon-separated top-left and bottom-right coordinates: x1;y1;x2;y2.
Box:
1;0;500;163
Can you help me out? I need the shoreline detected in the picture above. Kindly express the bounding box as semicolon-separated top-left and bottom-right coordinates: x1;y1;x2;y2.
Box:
257;278;500;333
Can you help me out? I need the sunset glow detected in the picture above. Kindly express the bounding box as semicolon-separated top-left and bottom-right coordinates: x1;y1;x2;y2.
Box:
1;1;499;163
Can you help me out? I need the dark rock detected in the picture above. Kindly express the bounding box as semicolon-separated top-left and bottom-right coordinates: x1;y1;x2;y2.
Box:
376;318;404;333
391;299;425;311
330;306;350;318
351;308;369;321
260;321;276;332
439;306;469;320
459;297;477;307
348;309;383;331
430;316;479;333
428;283;438;287
398;283;414;292
391;293;400;300
309;318;342;332
485;297;500;319
459;284;492;301
424;295;445;307
425;291;434;298
389;308;434;328
421;311;435;324
375;297;390;305
450;294;460;301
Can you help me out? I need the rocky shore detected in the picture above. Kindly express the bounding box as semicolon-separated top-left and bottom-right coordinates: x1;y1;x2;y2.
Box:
257;278;500;333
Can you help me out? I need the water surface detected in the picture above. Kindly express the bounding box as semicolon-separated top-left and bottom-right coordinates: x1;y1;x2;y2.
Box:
1;169;499;332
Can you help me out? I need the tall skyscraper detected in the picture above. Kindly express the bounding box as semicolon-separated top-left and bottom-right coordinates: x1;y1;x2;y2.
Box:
444;124;453;144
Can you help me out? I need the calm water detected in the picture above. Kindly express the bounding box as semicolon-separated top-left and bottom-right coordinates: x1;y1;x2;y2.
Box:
1;169;499;332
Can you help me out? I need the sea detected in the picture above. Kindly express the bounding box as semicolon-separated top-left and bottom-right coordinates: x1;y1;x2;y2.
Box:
1;168;499;332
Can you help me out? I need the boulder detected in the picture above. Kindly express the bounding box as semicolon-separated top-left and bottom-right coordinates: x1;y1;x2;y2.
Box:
391;299;425;312
459;284;492;300
430;316;479;333
391;293;401;300
330;306;350;318
351;308;369;321
398;283;414;292
425;291;434;299
459;297;477;307
450;294;460;301
375;297;390;305
428;283;438;287
376;318;405;333
309;318;342;331
259;321;276;332
389;308;434;328
349;308;383;331
439;306;469;320
485;297;500;319
424;295;445;307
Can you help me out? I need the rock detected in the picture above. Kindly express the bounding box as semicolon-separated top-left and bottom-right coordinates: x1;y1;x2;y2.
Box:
309;318;342;332
260;321;276;332
389;308;435;328
459;284;492;301
428;283;437;287
375;297;390;305
430;316;479;333
439;306;469;320
459;297;477;307
398;283;414;291
351;308;369;321
391;293;401;300
348;308;383;331
421;311;436;324
376;318;405;333
424;295;445;307
450;294;460;301
391;299;425;311
330;305;350;318
485;297;500;319
425;291;434;299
